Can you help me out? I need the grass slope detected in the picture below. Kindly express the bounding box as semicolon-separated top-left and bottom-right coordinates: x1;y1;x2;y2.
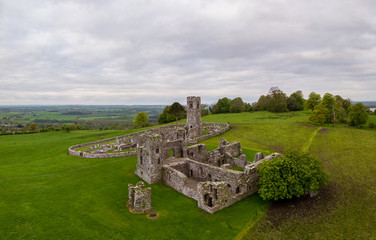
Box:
0;129;268;240
2;111;375;239
244;127;376;239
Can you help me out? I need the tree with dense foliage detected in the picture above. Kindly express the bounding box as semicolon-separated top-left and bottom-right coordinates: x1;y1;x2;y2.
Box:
257;151;328;201
230;97;245;113
266;87;287;112
133;112;150;128
287;90;305;111
321;93;337;124
211;97;231;114
347;103;369;128
157;106;176;124
305;92;321;111
253;95;269;111
168;102;186;125
309;103;331;124
333;95;349;123
244;102;253;111
157;104;186;125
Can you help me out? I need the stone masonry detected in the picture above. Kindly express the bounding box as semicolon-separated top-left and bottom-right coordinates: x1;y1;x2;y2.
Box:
127;181;152;213
186;96;202;139
133;96;281;213
68;95;279;214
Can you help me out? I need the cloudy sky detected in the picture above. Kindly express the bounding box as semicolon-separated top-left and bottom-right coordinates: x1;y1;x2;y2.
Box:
0;0;375;105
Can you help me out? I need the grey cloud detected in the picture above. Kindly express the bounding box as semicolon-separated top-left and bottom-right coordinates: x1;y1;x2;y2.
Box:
0;0;375;105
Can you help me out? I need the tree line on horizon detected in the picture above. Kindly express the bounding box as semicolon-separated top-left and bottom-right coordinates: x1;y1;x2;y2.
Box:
132;87;372;128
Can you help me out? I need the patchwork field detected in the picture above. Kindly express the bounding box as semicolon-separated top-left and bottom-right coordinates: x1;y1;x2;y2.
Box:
0;111;375;239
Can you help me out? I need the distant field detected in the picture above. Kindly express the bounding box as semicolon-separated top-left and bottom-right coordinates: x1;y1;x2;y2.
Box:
0;105;164;124
1;111;375;239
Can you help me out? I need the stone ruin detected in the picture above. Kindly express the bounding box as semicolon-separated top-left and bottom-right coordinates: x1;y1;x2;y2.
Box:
133;96;281;214
69;96;281;214
127;181;152;213
68;97;230;159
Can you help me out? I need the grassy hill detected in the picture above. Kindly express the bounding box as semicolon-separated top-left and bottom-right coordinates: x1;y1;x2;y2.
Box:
0;111;375;239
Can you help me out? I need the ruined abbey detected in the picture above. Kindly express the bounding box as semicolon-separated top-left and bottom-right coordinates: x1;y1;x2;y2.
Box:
69;96;280;214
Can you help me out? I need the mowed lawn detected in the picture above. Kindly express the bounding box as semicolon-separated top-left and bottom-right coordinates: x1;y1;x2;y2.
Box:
1;111;375;239
0;127;269;240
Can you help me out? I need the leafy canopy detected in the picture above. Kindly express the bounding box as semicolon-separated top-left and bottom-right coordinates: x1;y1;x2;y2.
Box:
168;102;186;124
158;103;186;124
347;103;369;128
287;90;305;111
133;112;150;128
305;92;321;111
212;97;231;114
257;151;328;201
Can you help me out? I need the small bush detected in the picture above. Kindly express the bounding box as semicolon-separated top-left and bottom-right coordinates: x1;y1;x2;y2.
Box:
369;122;375;128
257;150;328;201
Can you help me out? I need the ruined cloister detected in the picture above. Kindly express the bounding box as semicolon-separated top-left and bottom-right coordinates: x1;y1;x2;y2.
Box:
69;96;280;213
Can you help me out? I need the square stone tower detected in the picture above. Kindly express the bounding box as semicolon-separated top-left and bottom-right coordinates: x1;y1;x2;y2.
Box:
186;96;202;139
135;134;166;184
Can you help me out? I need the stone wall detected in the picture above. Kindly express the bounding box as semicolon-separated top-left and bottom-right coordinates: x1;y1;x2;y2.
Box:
68;122;229;159
186;144;207;163
186;159;244;192
197;181;231;214
127;181;152;213
160;151;281;214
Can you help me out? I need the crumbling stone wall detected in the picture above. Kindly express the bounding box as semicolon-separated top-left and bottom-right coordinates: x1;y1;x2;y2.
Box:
160;148;281;214
186;144;207;163
197;181;231;214
186;96;202;139
68;122;229;159
233;154;249;168
219;138;242;157
135;132;186;184
185;159;245;193
127;181;152;213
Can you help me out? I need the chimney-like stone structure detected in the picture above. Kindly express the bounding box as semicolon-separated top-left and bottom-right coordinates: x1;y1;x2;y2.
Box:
186;96;202;139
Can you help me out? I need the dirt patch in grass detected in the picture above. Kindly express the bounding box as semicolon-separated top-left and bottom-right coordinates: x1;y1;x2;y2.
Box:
264;181;342;228
318;128;329;133
295;122;315;128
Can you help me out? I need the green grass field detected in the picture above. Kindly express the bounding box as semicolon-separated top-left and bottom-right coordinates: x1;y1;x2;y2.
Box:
1;111;375;239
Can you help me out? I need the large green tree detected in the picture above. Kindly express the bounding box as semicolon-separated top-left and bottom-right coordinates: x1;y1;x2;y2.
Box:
305;92;321;111
133;112;150;128
322;93;337;124
257;151;328;201
230;97;245;113
168;102;186;125
211;97;231;114
157;103;186;125
287;90;305;111
347;103;369;128
309;103;331;124
266;87;287;112
253;95;269;111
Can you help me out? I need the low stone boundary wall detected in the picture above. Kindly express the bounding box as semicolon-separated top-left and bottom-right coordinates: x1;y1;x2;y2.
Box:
185;123;229;145
68;122;230;159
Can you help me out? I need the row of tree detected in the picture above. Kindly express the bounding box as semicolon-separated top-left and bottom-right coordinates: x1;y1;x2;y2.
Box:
132;88;371;128
253;87;305;112
307;92;368;127
210;97;252;114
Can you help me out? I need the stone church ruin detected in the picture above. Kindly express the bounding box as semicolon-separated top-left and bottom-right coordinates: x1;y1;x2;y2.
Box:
69;96;280;214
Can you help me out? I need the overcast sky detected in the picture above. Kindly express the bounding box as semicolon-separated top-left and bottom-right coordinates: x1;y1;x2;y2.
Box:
0;0;375;105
